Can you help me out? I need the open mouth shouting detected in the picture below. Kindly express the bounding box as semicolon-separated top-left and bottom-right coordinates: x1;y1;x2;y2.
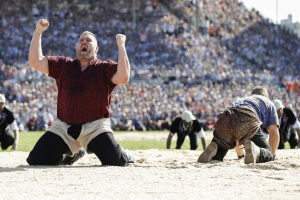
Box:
81;45;88;52
77;44;92;58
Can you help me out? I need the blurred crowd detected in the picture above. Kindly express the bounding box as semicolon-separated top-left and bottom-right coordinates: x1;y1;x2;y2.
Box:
0;0;299;131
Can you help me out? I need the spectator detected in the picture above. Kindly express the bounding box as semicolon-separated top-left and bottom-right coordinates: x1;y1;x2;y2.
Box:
26;114;38;131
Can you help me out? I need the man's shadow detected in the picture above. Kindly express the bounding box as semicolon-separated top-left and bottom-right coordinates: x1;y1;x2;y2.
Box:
0;164;112;173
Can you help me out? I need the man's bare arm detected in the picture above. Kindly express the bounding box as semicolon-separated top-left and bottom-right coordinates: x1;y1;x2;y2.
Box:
28;19;49;74
267;124;280;155
166;133;174;149
111;34;130;85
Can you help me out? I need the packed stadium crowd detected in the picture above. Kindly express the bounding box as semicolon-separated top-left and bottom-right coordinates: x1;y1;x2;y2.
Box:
0;0;299;131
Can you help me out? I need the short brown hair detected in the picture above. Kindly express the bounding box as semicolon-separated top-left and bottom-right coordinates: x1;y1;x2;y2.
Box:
251;86;269;98
80;31;97;43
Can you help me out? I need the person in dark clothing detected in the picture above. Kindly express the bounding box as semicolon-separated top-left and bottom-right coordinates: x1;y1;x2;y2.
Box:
273;99;300;149
166;110;207;150
198;86;279;164
0;94;19;151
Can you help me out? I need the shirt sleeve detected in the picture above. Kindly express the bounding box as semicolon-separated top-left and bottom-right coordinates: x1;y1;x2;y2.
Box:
3;108;15;124
193;120;201;132
104;60;118;86
265;102;280;128
170;117;181;134
284;108;296;124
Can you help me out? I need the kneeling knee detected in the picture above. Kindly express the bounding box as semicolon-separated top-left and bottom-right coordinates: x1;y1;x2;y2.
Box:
26;156;37;165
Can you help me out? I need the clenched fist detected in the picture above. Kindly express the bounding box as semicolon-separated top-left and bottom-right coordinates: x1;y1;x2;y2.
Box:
36;19;49;33
116;34;126;47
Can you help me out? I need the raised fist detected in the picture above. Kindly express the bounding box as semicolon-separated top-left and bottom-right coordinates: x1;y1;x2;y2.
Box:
116;34;126;47
36;19;49;33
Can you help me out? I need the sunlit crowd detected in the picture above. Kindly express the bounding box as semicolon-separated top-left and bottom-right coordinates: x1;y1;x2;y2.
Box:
0;0;299;131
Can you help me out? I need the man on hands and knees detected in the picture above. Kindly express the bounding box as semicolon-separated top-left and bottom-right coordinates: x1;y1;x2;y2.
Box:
272;99;300;149
167;110;207;150
198;86;279;164
0;94;19;151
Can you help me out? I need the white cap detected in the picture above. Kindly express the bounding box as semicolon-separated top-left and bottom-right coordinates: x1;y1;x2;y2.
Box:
181;110;196;122
273;99;284;110
0;94;5;103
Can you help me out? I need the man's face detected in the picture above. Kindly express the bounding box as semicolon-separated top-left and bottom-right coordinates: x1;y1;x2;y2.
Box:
76;35;98;60
0;102;4;111
182;120;192;127
277;108;283;118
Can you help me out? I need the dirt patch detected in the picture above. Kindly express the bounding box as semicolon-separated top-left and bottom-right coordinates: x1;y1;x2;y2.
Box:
1;147;300;199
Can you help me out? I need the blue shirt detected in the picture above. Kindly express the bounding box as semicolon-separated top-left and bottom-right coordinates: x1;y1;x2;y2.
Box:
230;95;279;129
